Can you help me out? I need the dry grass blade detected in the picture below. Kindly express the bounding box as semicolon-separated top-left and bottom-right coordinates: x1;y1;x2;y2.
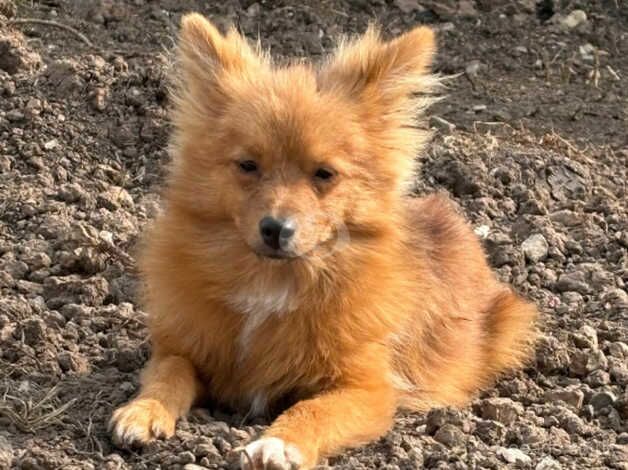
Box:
0;382;77;432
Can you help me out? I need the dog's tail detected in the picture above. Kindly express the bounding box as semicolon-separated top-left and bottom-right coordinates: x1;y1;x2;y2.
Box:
483;290;538;377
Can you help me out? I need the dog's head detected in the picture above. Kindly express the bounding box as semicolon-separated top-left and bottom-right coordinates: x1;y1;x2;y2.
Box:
168;14;436;263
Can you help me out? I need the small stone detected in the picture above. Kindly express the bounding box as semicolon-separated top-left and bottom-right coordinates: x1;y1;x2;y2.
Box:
433;424;465;448
570;349;608;376
579;43;596;62
474;225;490;239
90;87;109;111
474;419;506;445
0;0;17;18
245;2;261;17
429;116;456;133
544;387;584;409
58;351;90;374
536;456;562;470
497;447;531;465
425;408;468;434
457;0;477;18
480;398;522;425
0;31;42;74
43;139;58;150
25;98;42;115
178;451;196;464
589;391;617;411
586;369;610;387
97;186;134;210
22;318;46;345
393;0;425;14
617;433;628;445
183;465;208;470
608;342;628;359
465;60;484;78
0;435;12;468
521;234;549;262
6;109;25;122
560;9;587;29
556;271;589;294
572;325;598;349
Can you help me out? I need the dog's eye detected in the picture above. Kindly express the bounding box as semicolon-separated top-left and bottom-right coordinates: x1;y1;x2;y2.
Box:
238;160;258;173
314;167;335;181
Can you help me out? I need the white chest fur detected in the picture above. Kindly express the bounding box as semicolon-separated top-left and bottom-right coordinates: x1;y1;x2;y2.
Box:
226;281;299;355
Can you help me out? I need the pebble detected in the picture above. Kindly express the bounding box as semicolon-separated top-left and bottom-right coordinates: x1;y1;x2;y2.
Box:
480;398;522;425
393;0;425;14
570;349;608;377
522;234;549;263
433;424;465;448
545;387;584;409
608;342;628;359
497;447;531;465
589;391;617;411
0;435;12;469
6;109;25;122
536;456;562;469
465;60;485;78
560;10;587;30
429;116;456;133
178;451;196;464
556;271;589;294
44;139;58;150
97;186;134;210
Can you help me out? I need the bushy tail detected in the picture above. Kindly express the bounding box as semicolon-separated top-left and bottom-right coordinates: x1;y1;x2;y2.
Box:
483;290;538;377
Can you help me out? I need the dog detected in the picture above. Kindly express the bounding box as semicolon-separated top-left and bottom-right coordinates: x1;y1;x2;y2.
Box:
109;13;538;470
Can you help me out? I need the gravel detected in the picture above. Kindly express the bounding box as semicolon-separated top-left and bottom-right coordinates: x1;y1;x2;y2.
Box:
1;0;626;468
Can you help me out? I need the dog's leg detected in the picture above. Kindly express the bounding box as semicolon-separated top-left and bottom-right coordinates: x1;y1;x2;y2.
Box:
240;382;396;469
109;354;201;447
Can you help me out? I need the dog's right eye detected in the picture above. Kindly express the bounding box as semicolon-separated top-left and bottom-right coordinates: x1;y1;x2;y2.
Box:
238;160;258;173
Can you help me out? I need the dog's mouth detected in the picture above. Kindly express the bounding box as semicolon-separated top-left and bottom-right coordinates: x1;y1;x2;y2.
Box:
253;248;300;261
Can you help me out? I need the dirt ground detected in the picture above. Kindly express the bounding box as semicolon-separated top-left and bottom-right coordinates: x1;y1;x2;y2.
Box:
0;0;627;469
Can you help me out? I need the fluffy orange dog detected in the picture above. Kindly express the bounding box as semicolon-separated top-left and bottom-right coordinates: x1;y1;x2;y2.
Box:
110;13;537;469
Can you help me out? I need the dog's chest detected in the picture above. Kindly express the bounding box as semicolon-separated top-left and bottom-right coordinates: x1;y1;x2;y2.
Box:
226;282;300;354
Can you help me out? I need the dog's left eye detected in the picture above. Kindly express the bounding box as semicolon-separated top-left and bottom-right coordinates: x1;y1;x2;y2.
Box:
314;167;335;181
238;160;258;173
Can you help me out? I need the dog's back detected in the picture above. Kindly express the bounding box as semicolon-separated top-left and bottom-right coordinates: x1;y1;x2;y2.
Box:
392;194;537;410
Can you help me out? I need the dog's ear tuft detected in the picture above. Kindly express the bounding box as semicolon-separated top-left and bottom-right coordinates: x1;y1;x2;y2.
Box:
320;24;436;101
178;13;261;74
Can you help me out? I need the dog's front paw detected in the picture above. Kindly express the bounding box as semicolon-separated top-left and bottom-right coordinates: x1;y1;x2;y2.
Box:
109;398;175;447
240;437;303;470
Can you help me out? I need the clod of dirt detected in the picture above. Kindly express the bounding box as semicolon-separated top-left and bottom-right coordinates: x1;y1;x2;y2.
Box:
0;30;41;74
0;0;14;18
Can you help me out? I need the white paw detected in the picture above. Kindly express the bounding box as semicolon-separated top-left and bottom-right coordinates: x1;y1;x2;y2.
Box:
239;437;303;470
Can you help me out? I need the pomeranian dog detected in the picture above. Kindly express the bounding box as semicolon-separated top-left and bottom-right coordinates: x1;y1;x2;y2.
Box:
110;13;537;470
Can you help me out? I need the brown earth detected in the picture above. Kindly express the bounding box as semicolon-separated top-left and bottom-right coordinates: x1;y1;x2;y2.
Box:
0;1;627;469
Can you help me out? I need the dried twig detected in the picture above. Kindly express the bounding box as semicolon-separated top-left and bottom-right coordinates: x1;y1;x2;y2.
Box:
7;17;157;57
8;18;95;48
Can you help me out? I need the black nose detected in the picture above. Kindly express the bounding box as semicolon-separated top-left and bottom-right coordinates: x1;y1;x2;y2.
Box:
259;216;296;250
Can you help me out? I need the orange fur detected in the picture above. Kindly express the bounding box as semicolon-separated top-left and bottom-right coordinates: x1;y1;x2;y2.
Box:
110;14;537;469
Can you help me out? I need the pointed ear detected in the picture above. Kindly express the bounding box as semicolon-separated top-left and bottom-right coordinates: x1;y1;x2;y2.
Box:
319;25;436;102
178;13;262;74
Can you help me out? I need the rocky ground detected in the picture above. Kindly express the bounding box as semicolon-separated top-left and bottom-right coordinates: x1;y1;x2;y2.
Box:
0;0;626;469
